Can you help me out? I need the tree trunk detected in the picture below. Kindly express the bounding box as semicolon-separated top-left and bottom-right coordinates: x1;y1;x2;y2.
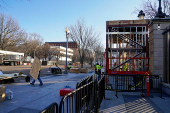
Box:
91;60;92;68
80;59;83;68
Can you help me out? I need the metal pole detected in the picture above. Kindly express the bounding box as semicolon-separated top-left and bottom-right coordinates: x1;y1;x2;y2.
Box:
65;33;68;74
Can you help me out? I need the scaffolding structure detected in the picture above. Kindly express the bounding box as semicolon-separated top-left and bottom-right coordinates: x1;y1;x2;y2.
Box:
106;19;150;75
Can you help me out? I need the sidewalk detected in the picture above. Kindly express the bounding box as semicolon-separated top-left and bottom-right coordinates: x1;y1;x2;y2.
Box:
1;72;170;113
0;73;92;113
100;90;170;113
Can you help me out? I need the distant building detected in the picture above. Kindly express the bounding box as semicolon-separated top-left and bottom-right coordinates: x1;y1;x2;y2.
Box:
45;41;79;63
45;41;78;49
50;46;73;62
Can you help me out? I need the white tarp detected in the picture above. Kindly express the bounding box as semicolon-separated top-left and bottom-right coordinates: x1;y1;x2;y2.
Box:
30;57;41;80
0;50;24;56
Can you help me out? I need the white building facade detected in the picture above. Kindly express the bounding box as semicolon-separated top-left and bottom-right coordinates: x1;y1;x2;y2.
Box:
50;46;73;64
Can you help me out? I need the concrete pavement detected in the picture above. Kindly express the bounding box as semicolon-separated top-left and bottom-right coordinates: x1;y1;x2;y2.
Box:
0;72;93;113
0;71;170;113
100;91;170;113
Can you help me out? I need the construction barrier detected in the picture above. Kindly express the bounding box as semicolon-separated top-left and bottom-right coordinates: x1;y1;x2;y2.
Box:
59;75;105;113
104;74;162;98
40;75;105;113
76;75;93;89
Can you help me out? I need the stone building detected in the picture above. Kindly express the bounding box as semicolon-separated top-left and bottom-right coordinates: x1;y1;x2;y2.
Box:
149;18;170;82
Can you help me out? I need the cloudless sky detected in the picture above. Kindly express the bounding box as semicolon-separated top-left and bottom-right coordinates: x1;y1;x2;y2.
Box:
1;0;143;47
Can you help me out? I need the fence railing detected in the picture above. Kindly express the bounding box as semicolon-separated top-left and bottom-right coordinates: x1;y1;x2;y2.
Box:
59;75;105;113
40;75;105;113
76;75;92;89
104;74;162;97
59;81;97;113
40;102;58;113
96;75;105;113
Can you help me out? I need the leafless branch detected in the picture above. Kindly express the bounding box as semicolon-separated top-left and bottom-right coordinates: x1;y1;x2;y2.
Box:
132;0;170;19
69;19;101;68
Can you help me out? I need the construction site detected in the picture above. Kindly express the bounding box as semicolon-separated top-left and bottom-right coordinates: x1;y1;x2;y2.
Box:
1;1;170;113
105;19;149;75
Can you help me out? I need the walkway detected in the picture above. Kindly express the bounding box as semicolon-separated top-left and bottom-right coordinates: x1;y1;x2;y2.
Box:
0;72;170;113
100;91;170;113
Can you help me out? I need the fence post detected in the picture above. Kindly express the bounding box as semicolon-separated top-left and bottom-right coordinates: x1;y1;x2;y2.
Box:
94;80;98;113
97;80;99;113
104;75;105;99
160;77;162;98
146;75;149;96
141;75;144;97
116;75;118;98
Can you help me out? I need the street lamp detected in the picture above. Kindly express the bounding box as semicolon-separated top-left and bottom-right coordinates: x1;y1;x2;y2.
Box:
65;28;70;74
137;10;145;20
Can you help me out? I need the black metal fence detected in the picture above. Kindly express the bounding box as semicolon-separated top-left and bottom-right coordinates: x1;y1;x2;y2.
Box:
76;74;97;89
40;103;58;113
59;75;105;113
76;75;92;89
40;75;105;113
59;81;96;113
96;75;105;113
105;74;162;97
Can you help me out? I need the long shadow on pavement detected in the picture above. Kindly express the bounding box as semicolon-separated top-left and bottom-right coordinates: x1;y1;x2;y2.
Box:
123;94;164;113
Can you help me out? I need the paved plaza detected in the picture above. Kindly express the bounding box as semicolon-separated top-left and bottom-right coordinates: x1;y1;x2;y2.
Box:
0;72;170;113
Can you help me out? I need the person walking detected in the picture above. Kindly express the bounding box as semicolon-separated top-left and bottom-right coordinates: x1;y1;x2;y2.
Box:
30;67;43;86
95;63;99;74
95;63;102;80
98;64;102;80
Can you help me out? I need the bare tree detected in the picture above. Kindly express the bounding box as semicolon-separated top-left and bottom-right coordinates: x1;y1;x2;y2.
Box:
0;13;23;50
69;19;100;68
15;32;43;58
94;43;104;64
47;49;56;61
6;30;27;51
84;49;94;67
18;33;30;59
41;43;50;60
133;0;170;18
28;33;43;58
72;49;80;63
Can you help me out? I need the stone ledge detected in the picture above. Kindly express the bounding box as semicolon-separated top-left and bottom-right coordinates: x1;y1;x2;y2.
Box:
162;82;170;88
162;82;170;95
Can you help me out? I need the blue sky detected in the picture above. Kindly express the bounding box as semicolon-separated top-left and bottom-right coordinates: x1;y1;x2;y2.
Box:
1;0;143;47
